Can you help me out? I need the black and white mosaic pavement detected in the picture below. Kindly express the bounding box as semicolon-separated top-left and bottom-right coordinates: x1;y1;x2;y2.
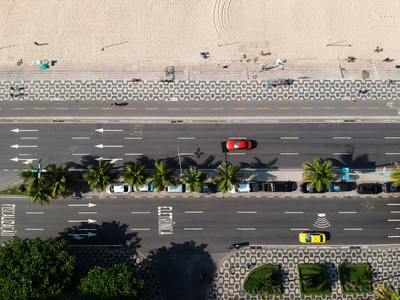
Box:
209;247;399;300
1;80;399;101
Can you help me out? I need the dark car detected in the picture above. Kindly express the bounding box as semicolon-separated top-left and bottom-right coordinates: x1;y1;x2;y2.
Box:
300;182;327;193
382;182;400;193
226;139;252;150
356;183;382;194
249;182;264;192
264;181;297;192
329;182;356;192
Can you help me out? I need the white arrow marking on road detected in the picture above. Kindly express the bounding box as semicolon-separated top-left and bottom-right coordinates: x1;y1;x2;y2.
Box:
68;219;97;223
11;128;38;133
95;157;123;163
10;144;38;149
10;157;37;163
68;203;97;207
95;128;123;133
95;144;123;148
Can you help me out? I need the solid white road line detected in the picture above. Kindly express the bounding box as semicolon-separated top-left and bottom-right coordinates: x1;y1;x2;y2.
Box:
343;228;363;231
130;228;150;231
125;137;143;139
131;212;151;214
185;211;203;214
290;228;309;231
280;137;299;140
72;137;90;140
280;153;298;155
338;211;357;214
25;228;44;231
177;137;195;139
184;228;203;230
125;153;143;156
78;212;97;214
333;137;351;139
285;211;304;214
237;228;256;230
26;212;44;214
237;211;257;214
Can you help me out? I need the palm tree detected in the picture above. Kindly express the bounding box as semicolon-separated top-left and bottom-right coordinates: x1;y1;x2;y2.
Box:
123;162;147;188
83;160;119;192
183;166;207;193
47;163;78;199
213;162;243;194
302;157;336;192
374;284;400;300
390;163;400;187
146;161;177;192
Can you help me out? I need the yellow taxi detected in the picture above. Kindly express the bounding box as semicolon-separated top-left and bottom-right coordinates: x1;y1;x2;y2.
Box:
299;232;326;244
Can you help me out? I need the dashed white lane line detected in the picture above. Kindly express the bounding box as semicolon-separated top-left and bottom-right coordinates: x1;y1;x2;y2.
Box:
333;153;351;155
237;228;256;231
177;137;196;139
385;137;400;139
185;211;203;214
78;212;97;214
125;137;143;140
237;211;257;214
285;211;303;214
125;153;144;156
388;236;400;238
72;137;90;140
388;219;400;221
180;153;195;156
228;153;246;155
388;203;400;206
386;153;400;155
228;137;247;139
343;228;363;231
280;137;299;140
184;228;203;231
391;211;400;213
131;211;151;214
20;137;38;140
72;153;90;156
338;211;357;214
280;153;298;155
130;228;150;231
25;228;44;231
333;137;352;139
26;212;44;214
290;228;309;231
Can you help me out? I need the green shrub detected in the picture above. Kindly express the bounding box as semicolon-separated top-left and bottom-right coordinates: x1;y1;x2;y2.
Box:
243;265;282;297
297;264;330;295
338;264;371;294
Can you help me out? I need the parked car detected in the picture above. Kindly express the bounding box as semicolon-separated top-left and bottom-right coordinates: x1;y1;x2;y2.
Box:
300;182;327;193
383;182;400;193
167;184;186;193
299;232;326;244
249;182;264;192
133;184;153;192
229;183;251;193
329;182;356;192
356;183;382;194
264;181;297;192
106;184;132;194
226;139;252;150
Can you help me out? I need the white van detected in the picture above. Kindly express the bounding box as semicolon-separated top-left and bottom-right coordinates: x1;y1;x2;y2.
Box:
167;184;186;193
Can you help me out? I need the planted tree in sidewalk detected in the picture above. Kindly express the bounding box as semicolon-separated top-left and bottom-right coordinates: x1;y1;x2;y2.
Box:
0;236;75;299
47;163;78;198
123;162;148;188
78;264;148;300
374;284;400;300
302;157;336;192
183;166;207;192
390;163;400;187
146;160;178;192
213;161;243;193
84;160;119;192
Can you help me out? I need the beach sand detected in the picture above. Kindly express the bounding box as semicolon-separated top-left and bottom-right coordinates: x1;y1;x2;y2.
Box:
0;0;398;63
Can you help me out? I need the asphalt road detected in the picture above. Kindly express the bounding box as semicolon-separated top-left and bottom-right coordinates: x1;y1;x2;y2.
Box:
1;195;398;255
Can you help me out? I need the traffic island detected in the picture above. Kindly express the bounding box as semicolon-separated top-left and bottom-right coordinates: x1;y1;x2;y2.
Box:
339;264;371;294
297;264;330;295
243;265;282;298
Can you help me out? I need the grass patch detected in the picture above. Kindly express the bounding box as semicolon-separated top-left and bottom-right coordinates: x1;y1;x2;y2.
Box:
297;264;330;295
338;264;371;294
0;184;27;195
243;265;282;297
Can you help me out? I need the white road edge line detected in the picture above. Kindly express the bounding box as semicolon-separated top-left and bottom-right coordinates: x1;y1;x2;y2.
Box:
20;137;38;139
391;211;400;213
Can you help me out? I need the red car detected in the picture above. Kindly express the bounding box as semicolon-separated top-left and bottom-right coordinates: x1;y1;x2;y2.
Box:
226;139;252;150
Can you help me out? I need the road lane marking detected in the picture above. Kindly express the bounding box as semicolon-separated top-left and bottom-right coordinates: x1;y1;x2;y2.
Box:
324;107;335;109
237;228;256;230
95;144;123;148
346;107;358;109
132;212;151;214
391;211;400;213
123;108;136;110
101;108;113;110
125;137;142;139
368;107;380;109
95;128;124;133
279;107;291;109
180;153;195;156
338;211;357;214
388;219;400;221
68;219;96;223
388;236;400;238
78;212;97;214
333;137;351;139
168;108;180;110
281;137;299;140
12;108;23;110
301;107;313;109
78;108;91;110
184;228;203;230
237;211;257;214
280;153;298;155
333;153;351;155
290;228;309;231
185;211;203;214
34;108;46;110
228;137;247;139
385;137;400;139
146;108;157;110
125;153;143;156
131;228;150;231
343;228;363;231
256;107;268;110
26;212;44;214
234;108;246;110
10;144;37;148
20;137;38;140
212;108;223;110
72;153;90;156
190;108;202;110
56;107;68;110
386;153;400;155
72;137;90;140
285;212;304;214
25;228;44;231
177;137;196;139
228;153;246;155
388;204;400;206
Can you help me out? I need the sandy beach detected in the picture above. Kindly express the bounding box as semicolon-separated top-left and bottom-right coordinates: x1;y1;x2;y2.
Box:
0;0;399;63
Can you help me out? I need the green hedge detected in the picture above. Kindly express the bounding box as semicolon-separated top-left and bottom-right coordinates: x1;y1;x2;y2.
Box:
297;264;330;295
338;264;371;294
243;265;282;296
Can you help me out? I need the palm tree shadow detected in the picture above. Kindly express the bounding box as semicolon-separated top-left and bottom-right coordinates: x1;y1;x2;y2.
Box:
328;154;376;172
66;155;101;170
182;155;223;169
240;157;278;169
145;240;215;300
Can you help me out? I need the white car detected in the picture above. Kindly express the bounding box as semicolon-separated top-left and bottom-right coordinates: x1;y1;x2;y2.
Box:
229;183;251;193
167;184;185;193
106;184;132;194
133;184;154;192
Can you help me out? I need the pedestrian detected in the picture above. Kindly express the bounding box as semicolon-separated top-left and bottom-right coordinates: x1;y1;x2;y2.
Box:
34;42;39;46
358;89;368;94
9;93;14;98
9;87;14;91
222;65;228;68
374;46;380;53
387;79;393;84
260;51;264;56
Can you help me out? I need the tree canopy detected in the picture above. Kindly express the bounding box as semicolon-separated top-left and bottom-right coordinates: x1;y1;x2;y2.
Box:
78;264;148;300
146;161;177;192
0;236;75;300
213;161;243;193
302;157;336;192
83;160;119;192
